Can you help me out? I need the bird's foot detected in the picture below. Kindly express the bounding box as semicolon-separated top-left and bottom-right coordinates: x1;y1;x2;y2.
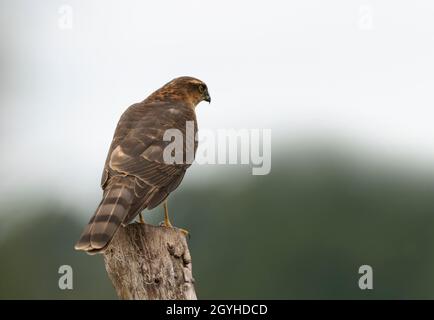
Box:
159;221;190;239
177;227;190;239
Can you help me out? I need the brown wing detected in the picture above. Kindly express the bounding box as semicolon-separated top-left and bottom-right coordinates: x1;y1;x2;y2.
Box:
75;100;196;253
101;100;197;224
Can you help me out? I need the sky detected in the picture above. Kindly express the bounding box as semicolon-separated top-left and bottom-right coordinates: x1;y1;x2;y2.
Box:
1;0;434;206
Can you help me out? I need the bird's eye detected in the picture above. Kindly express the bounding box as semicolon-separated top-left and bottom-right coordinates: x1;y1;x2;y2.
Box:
198;85;204;93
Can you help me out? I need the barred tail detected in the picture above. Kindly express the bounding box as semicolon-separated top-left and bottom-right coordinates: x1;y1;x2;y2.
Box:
74;177;134;254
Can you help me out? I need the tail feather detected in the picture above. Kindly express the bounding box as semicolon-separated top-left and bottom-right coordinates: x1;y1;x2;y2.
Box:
74;177;134;254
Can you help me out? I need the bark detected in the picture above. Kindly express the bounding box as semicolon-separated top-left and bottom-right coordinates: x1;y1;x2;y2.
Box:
103;223;197;300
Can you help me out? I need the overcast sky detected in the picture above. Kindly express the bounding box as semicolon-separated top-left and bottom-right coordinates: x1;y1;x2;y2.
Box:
1;0;434;205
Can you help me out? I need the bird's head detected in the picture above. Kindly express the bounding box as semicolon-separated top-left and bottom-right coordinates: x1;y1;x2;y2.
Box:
159;76;211;107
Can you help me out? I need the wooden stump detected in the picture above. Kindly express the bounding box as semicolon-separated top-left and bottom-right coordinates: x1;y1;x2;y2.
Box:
103;223;197;300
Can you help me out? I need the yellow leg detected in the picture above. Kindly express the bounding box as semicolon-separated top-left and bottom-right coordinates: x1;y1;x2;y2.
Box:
162;200;189;238
163;201;172;227
137;212;145;224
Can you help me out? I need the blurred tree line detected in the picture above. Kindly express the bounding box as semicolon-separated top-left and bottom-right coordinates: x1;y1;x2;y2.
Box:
1;150;434;299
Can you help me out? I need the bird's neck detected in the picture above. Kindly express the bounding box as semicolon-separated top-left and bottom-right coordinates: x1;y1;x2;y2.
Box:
145;88;198;109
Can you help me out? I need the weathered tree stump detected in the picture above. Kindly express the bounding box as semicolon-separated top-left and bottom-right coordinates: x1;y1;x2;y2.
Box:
103;223;197;300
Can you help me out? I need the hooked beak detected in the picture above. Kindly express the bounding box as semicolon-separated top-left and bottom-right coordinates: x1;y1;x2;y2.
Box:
204;90;211;103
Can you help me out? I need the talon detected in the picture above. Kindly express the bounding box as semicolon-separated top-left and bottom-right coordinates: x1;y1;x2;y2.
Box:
177;227;190;239
159;222;190;239
160;220;173;228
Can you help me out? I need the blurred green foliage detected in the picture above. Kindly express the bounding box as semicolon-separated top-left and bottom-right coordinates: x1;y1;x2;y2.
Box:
1;152;434;299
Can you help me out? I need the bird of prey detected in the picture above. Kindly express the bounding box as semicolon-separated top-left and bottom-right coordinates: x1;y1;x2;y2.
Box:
75;76;211;254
